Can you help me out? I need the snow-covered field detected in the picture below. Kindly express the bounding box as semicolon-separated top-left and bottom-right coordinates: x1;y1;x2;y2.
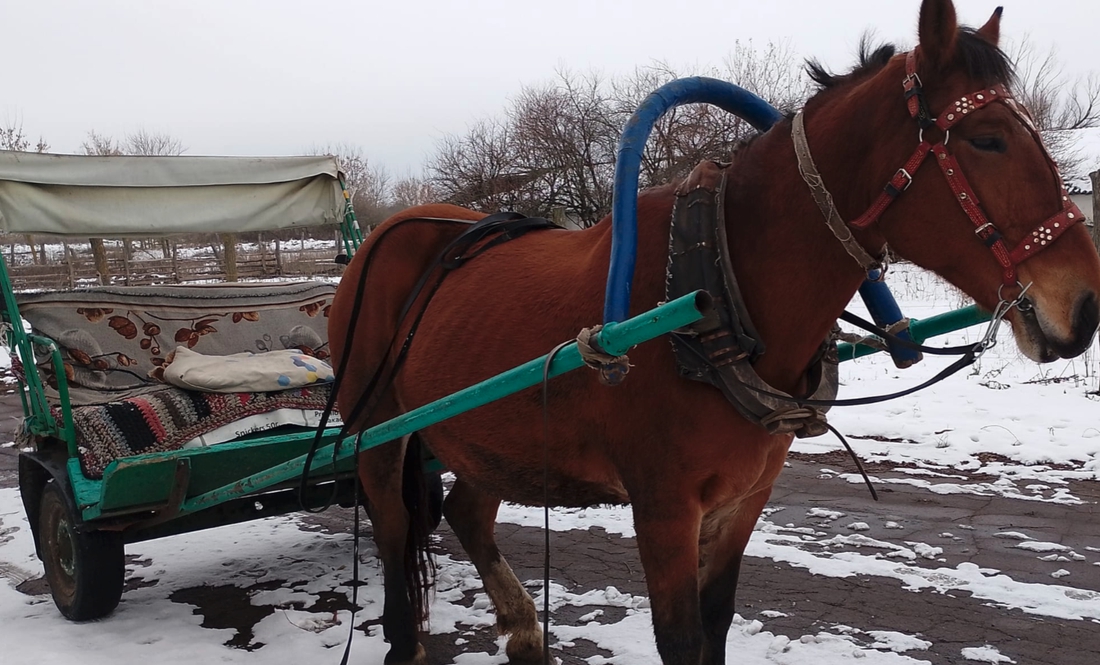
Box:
1;263;1099;664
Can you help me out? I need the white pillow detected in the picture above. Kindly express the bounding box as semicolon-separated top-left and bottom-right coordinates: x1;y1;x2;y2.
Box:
156;346;335;393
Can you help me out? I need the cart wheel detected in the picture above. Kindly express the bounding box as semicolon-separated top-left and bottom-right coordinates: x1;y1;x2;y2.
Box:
39;482;125;621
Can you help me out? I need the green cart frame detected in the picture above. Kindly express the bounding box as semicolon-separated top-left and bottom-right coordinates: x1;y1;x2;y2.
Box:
0;152;368;620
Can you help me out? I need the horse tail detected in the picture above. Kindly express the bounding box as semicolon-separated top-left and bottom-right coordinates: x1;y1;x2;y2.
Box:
401;432;439;628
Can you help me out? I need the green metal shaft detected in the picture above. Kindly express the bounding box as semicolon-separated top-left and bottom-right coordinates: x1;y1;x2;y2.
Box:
837;304;991;361
179;290;712;515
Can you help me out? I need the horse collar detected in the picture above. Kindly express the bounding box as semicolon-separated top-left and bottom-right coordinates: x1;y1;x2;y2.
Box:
666;161;839;439
793;48;1085;287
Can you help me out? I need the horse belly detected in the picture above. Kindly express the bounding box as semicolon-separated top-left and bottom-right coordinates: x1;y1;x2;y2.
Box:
418;415;631;508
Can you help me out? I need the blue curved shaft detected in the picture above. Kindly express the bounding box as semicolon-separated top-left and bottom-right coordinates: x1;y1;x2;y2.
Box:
604;76;919;367
858;273;920;365
604;77;781;324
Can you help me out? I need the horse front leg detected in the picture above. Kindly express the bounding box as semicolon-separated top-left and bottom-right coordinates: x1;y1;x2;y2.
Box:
443;477;543;663
359;436;425;665
697;489;774;665
632;498;705;665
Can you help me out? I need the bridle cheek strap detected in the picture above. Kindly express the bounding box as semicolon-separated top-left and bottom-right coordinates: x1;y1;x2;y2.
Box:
841;50;1085;286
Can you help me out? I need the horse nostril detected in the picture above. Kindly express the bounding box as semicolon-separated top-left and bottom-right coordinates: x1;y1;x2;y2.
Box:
1075;292;1100;339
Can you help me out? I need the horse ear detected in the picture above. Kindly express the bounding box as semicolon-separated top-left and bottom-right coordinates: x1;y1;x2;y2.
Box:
918;0;959;70
976;6;1003;45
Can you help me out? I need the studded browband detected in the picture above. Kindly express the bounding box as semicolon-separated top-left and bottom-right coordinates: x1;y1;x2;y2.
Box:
795;48;1085;287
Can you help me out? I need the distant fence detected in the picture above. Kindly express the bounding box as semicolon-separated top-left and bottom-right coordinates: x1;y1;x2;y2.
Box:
3;232;346;291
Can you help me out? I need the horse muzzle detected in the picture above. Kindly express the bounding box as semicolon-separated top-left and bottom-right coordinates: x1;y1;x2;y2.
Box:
1012;290;1100;362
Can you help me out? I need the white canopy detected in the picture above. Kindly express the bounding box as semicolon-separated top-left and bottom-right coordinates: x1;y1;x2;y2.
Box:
0;151;347;237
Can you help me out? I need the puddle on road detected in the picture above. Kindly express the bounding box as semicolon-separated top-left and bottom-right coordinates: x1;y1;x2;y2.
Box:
170;582;359;651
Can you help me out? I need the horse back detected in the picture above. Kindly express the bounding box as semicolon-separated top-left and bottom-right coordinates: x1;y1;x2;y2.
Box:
329;204;483;432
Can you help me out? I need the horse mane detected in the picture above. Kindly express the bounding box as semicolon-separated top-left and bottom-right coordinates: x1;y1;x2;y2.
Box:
805;30;1015;90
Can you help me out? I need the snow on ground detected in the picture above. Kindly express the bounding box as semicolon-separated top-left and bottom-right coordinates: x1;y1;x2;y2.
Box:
0;488;932;665
494;502;1100;623
2;263;1099;663
798;263;1100;498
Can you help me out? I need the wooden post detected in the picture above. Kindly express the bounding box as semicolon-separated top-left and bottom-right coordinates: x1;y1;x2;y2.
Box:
171;240;180;283
258;232;267;276
275;238;283;275
90;238;110;285
1091;170;1100;253
23;235;37;264
123;239;133;285
552;206;566;228
221;233;238;282
65;246;76;289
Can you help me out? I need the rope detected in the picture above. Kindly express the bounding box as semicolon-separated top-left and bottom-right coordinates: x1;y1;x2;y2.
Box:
576;326;631;386
759;407;822;430
826;424;879;502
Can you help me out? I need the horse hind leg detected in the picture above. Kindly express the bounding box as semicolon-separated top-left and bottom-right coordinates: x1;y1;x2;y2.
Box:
359;433;428;665
443;477;543;663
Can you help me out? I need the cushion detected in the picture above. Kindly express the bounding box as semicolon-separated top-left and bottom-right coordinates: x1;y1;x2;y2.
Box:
156;346;335;393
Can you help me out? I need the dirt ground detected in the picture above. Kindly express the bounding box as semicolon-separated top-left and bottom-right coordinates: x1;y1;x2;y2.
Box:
1;384;1098;665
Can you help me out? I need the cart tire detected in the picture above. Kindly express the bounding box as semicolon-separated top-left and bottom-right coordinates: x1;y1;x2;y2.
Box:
39;482;125;621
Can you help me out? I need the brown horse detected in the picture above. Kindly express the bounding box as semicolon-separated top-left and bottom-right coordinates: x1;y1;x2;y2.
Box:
329;1;1100;663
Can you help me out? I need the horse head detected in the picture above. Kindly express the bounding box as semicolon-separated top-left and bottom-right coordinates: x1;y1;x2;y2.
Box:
801;0;1100;362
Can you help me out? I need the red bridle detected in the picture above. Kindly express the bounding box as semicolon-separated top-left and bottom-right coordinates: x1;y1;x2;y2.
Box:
847;50;1084;287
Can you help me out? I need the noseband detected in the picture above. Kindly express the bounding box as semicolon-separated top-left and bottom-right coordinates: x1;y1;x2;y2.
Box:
793;49;1085;288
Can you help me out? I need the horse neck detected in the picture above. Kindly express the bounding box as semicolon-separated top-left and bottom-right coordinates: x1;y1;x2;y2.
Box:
722;124;873;395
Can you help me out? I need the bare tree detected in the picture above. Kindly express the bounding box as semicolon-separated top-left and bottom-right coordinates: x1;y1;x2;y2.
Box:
1;118;49;153
82;129;186;157
429;119;530;214
510;70;618;225
1007;37;1100;178
81;130;122;156
428;40;811;228
391;174;439;209
311;143;391;226
125;129;187;156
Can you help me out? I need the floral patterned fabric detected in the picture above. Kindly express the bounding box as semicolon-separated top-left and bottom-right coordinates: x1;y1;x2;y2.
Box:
16;282;342;475
17;282;336;392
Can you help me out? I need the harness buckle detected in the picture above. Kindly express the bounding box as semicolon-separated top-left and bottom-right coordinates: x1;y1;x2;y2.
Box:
884;169;913;198
902;72;923;90
974;221;1004;248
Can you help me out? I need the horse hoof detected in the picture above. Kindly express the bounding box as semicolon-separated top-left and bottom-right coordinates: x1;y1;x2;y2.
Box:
505;628;544;663
384;643;426;665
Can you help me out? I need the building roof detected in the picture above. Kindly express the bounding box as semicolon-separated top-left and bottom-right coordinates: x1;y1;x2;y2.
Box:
1067;178;1092;196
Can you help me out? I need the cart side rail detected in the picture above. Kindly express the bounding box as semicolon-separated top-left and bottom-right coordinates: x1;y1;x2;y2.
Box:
0;254;76;450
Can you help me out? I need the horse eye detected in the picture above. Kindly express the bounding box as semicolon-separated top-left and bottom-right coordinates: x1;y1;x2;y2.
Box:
969;136;1007;153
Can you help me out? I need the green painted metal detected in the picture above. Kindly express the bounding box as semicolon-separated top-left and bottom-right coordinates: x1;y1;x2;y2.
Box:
338;180;364;256
837;304;991;361
0;257;61;443
99;457;187;512
179;290;713;515
67;457;102;513
0;193;366;523
79;427;354;521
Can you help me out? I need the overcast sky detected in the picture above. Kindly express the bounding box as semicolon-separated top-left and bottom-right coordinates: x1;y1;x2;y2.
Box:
2;0;1096;174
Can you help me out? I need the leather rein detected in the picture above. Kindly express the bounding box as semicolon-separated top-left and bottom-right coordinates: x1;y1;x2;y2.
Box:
793;49;1084;290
